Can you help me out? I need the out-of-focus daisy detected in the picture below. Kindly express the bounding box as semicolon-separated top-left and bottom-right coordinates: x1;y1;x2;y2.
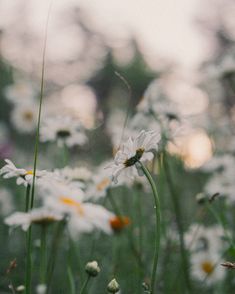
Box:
68;202;114;238
4;80;36;105
191;251;225;285
137;79;180;122
4;208;63;231
10;102;38;134
0;159;49;186
0;188;14;216
54;166;92;183
185;225;229;285
87;162;113;200
109;130;160;183
202;154;235;202
40;115;87;147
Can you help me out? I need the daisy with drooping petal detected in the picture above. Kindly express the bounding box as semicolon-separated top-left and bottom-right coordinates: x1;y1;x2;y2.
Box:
40;115;87;147
109;130;160;184
0;159;49;186
4;207;63;231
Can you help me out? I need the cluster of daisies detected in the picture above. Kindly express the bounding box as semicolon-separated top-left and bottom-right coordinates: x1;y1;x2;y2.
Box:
0;129;161;240
1;75;235;291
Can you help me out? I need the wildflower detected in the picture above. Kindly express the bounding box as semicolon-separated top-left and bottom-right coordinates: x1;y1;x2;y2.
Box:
54;166;92;183
110;216;130;232
185;225;229;285
10;102;38;134
85;261;100;277
0;159;48;186
4;208;63;231
40;115;87;147
107;278;120;293
86;162;113;200
191;251;224;285
109;130;160;183
67;202;114;238
4;80;36;105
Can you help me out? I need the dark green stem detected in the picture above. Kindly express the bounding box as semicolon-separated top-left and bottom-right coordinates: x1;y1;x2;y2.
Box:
139;161;161;294
25;185;31;212
163;153;191;293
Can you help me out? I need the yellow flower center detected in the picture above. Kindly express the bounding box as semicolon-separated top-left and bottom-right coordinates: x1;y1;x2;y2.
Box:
23;111;33;121
26;170;34;175
60;196;84;215
96;178;110;191
201;260;214;275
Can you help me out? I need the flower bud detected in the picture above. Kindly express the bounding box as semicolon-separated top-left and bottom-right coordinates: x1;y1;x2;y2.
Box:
107;278;120;293
85;261;100;277
16;285;25;292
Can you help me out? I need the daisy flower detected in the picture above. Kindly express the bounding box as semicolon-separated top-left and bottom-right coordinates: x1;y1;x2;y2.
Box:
109;130;160;183
191;251;225;285
0;159;49;186
40;115;87;147
86;162;113;200
4;208;63;231
4;80;36;105
185;225;229;285
10;102;38;134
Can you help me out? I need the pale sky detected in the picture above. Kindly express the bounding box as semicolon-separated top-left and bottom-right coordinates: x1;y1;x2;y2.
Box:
0;0;214;70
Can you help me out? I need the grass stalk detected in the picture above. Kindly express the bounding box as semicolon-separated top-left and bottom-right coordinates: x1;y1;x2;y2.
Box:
139;161;161;294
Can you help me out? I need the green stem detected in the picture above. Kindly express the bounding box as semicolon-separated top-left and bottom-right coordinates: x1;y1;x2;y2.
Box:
163;153;191;293
40;226;47;284
25;5;52;292
80;276;90;294
25;185;31;212
46;220;66;293
67;263;76;294
25;226;32;294
108;190;143;270
139;161;161;294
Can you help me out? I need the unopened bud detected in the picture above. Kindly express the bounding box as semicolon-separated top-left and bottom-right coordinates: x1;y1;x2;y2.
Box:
16;285;25;292
85;261;100;277
107;278;120;293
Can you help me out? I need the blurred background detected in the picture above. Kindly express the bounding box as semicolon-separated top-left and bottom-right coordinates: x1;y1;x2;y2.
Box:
0;0;234;169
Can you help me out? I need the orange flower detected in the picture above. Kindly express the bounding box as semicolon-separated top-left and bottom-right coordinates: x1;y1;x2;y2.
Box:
109;216;131;232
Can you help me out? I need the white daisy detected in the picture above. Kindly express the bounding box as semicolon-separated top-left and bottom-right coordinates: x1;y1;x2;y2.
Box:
10;102;38;134
4;80;36;105
4;208;63;231
40;115;87;147
109;130;160;183
86;162;113;200
68;202;114;238
53;166;92;183
185;225;229;285
191;251;225;285
0;159;49;186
